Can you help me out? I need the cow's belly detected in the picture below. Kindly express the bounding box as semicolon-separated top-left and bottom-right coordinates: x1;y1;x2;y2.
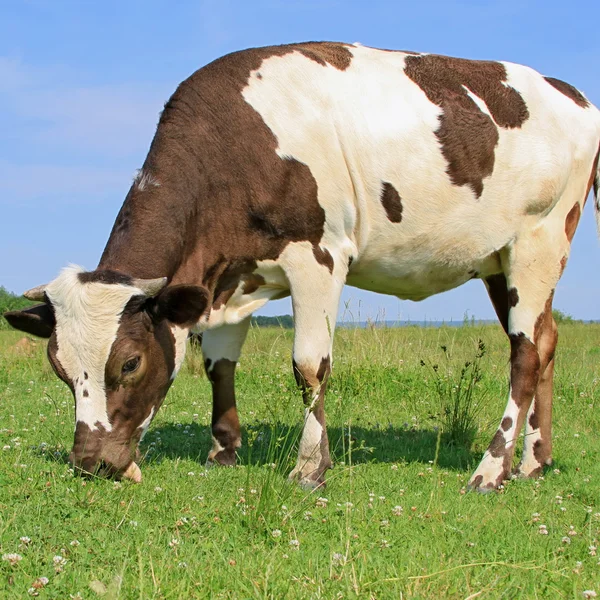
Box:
347;250;502;300
346;220;505;301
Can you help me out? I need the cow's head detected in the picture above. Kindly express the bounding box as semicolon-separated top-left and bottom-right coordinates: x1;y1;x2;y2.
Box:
4;266;208;482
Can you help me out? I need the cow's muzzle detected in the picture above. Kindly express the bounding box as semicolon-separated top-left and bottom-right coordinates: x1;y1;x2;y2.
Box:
68;452;143;483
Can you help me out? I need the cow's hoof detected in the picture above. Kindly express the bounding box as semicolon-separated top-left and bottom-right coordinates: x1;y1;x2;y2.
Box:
288;470;325;490
206;448;237;467
512;461;545;479
298;477;325;490
466;471;507;493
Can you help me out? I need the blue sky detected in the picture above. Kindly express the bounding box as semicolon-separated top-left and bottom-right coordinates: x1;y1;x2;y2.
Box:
1;0;599;321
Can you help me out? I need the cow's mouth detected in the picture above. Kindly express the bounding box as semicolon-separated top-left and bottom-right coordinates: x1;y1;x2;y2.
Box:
70;455;143;483
93;460;142;482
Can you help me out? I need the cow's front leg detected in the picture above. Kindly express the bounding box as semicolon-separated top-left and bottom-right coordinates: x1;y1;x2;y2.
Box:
289;355;333;488
202;318;251;466
469;237;564;492
284;244;347;488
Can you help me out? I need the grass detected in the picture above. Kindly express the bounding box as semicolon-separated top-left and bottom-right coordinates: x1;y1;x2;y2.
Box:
1;322;599;598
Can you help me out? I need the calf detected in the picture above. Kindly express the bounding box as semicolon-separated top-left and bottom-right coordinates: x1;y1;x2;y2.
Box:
6;42;600;491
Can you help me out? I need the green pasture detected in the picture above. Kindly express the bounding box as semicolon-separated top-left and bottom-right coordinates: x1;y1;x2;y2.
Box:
1;322;599;598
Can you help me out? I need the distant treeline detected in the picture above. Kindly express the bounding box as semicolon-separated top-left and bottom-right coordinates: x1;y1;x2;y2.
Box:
251;315;294;328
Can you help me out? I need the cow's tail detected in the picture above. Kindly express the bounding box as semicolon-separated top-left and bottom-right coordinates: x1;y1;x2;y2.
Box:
595;145;600;239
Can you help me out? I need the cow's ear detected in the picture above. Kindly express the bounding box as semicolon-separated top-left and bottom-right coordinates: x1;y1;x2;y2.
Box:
150;285;209;326
4;304;55;338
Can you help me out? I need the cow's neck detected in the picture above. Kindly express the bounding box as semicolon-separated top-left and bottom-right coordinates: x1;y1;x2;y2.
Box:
98;183;198;279
97;166;249;310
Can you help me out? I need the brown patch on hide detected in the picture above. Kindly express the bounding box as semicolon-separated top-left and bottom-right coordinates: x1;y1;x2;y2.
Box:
564;203;581;242
380;182;403;223
508;333;540;406
242;273;266;295
313;246;334;273
484;274;509;333
544;77;590;108
293;42;353;71
528;411;539;431
404;54;529;198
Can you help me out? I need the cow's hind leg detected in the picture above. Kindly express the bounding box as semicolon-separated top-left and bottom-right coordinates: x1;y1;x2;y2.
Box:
516;303;557;478
483;274;558;479
202;318;251;465
469;234;565;492
284;244;348;488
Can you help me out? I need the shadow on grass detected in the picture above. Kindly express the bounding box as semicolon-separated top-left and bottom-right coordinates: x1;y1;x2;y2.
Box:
142;421;478;472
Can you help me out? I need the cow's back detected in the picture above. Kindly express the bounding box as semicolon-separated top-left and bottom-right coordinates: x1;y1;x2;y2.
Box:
224;43;600;299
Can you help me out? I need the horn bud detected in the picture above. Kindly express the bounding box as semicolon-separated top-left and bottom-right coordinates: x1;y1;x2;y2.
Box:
23;284;48;301
132;277;168;296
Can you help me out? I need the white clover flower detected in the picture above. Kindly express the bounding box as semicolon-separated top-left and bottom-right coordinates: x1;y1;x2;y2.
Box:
169;539;180;548
2;553;23;566
53;555;67;571
271;529;282;538
538;525;548;535
583;591;597;599
70;540;80;547
20;536;31;545
392;506;403;516
289;539;300;549
29;577;49;594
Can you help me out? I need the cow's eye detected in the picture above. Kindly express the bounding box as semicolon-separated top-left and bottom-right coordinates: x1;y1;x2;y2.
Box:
122;356;141;374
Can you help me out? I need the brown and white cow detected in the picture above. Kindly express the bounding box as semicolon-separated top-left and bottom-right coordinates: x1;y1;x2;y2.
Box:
5;42;600;491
